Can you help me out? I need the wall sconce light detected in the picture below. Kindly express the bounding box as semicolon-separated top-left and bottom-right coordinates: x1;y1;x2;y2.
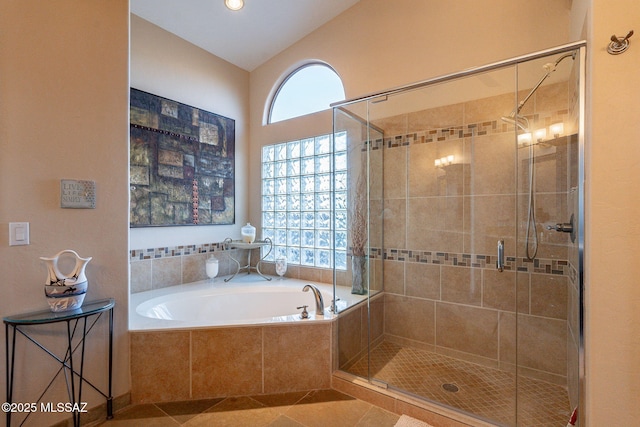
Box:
225;0;244;11
534;128;547;142
435;155;455;168
518;132;532;146
550;122;564;138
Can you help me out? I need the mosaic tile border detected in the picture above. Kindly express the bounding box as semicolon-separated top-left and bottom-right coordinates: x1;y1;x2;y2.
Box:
372;247;571;276
132;243;573;277
130;241;228;261
364;110;569;151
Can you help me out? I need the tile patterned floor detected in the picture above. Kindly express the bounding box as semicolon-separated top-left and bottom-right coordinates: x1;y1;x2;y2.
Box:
95;389;401;427
346;341;570;427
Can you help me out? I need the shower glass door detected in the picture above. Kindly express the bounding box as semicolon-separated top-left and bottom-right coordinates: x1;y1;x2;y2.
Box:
334;44;584;427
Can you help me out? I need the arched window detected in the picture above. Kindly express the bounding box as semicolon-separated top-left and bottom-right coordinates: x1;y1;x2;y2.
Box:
268;63;345;124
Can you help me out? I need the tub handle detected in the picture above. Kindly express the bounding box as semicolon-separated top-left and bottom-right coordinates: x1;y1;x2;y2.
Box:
297;305;309;319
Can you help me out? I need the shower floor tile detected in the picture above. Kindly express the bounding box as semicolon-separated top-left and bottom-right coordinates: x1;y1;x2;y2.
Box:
346;341;570;427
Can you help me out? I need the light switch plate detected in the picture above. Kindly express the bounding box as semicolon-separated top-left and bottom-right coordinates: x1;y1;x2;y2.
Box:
9;222;30;246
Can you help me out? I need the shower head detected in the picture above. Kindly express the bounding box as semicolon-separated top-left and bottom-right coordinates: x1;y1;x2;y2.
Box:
501;51;577;125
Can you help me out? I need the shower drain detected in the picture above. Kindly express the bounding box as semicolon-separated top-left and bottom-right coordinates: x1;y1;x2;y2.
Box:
441;383;460;393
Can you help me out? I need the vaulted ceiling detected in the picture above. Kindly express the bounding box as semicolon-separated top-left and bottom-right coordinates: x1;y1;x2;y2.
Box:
130;0;361;71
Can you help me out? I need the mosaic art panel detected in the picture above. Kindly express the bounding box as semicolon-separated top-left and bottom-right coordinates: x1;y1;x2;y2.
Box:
129;88;235;227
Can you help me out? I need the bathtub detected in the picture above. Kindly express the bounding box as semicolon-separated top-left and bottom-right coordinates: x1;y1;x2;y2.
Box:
130;274;364;330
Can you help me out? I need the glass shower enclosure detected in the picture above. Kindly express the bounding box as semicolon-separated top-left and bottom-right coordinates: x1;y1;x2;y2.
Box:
333;42;585;427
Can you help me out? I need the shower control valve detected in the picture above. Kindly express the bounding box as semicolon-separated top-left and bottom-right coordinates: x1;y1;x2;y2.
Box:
547;223;573;233
546;214;576;243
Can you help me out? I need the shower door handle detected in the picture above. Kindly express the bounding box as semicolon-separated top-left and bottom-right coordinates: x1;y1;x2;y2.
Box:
496;240;505;272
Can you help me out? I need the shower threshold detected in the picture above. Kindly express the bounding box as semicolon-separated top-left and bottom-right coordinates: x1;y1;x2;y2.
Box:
345;340;570;427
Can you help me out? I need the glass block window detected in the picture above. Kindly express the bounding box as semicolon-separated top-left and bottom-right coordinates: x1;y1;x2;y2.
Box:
262;132;348;270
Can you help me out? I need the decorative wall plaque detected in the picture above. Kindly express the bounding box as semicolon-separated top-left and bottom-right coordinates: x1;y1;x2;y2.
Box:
129;89;235;227
60;180;96;209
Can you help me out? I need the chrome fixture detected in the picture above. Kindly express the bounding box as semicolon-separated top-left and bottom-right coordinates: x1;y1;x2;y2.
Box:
297;305;309;319
608;30;633;55
547;213;576;243
501;52;576;128
303;284;324;316
496;240;505;272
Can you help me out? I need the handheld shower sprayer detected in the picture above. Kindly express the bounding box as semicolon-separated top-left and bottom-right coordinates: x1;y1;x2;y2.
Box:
499;50;577;261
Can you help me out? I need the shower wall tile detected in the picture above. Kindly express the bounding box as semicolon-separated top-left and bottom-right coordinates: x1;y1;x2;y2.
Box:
369;199;384;250
383;145;406;199
405;262;440;300
370;295;385;342
372;115;408;137
441;266;482;306
436;302;498;359
407;103;464;133
517;315;567;375
534;82;569;119
370;146;383;201
385;294;435;344
530;273;568;319
338;305;364;368
464;194;516;256
408;140;465;198
370;90;576;384
499;312;567;375
466;133;515;195
498;312;516;366
464;92;515;125
407;142;440;198
192;327;263;398
517;272;531;314
383;199;406;249
130;331;191;403
407;197;464;253
383;259;405;295
483;269;516;311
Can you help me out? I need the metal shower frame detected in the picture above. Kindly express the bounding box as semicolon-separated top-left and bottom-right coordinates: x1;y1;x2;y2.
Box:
332;40;587;426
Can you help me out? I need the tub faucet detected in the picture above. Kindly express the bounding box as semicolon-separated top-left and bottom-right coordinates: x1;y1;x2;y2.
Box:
303;284;324;316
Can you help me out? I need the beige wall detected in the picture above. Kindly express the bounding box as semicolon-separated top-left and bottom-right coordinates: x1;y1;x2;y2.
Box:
0;0;130;425
579;0;640;425
130;15;250;249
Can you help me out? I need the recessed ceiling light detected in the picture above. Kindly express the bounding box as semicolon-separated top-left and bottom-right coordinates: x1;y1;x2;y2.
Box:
225;0;244;11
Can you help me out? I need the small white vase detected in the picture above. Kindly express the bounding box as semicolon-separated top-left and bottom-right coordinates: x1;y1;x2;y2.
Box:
241;223;256;243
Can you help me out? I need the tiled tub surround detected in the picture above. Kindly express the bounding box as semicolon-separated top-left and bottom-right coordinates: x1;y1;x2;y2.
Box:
129;272;368;403
130;322;333;403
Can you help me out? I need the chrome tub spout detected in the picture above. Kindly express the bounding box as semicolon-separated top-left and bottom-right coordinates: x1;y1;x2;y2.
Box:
302;284;324;316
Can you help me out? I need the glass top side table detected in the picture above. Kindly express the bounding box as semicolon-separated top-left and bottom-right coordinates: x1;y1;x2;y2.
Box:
223;237;273;282
4;298;115;427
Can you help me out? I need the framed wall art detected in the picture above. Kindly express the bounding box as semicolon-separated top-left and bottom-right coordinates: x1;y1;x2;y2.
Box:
129;88;235;227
